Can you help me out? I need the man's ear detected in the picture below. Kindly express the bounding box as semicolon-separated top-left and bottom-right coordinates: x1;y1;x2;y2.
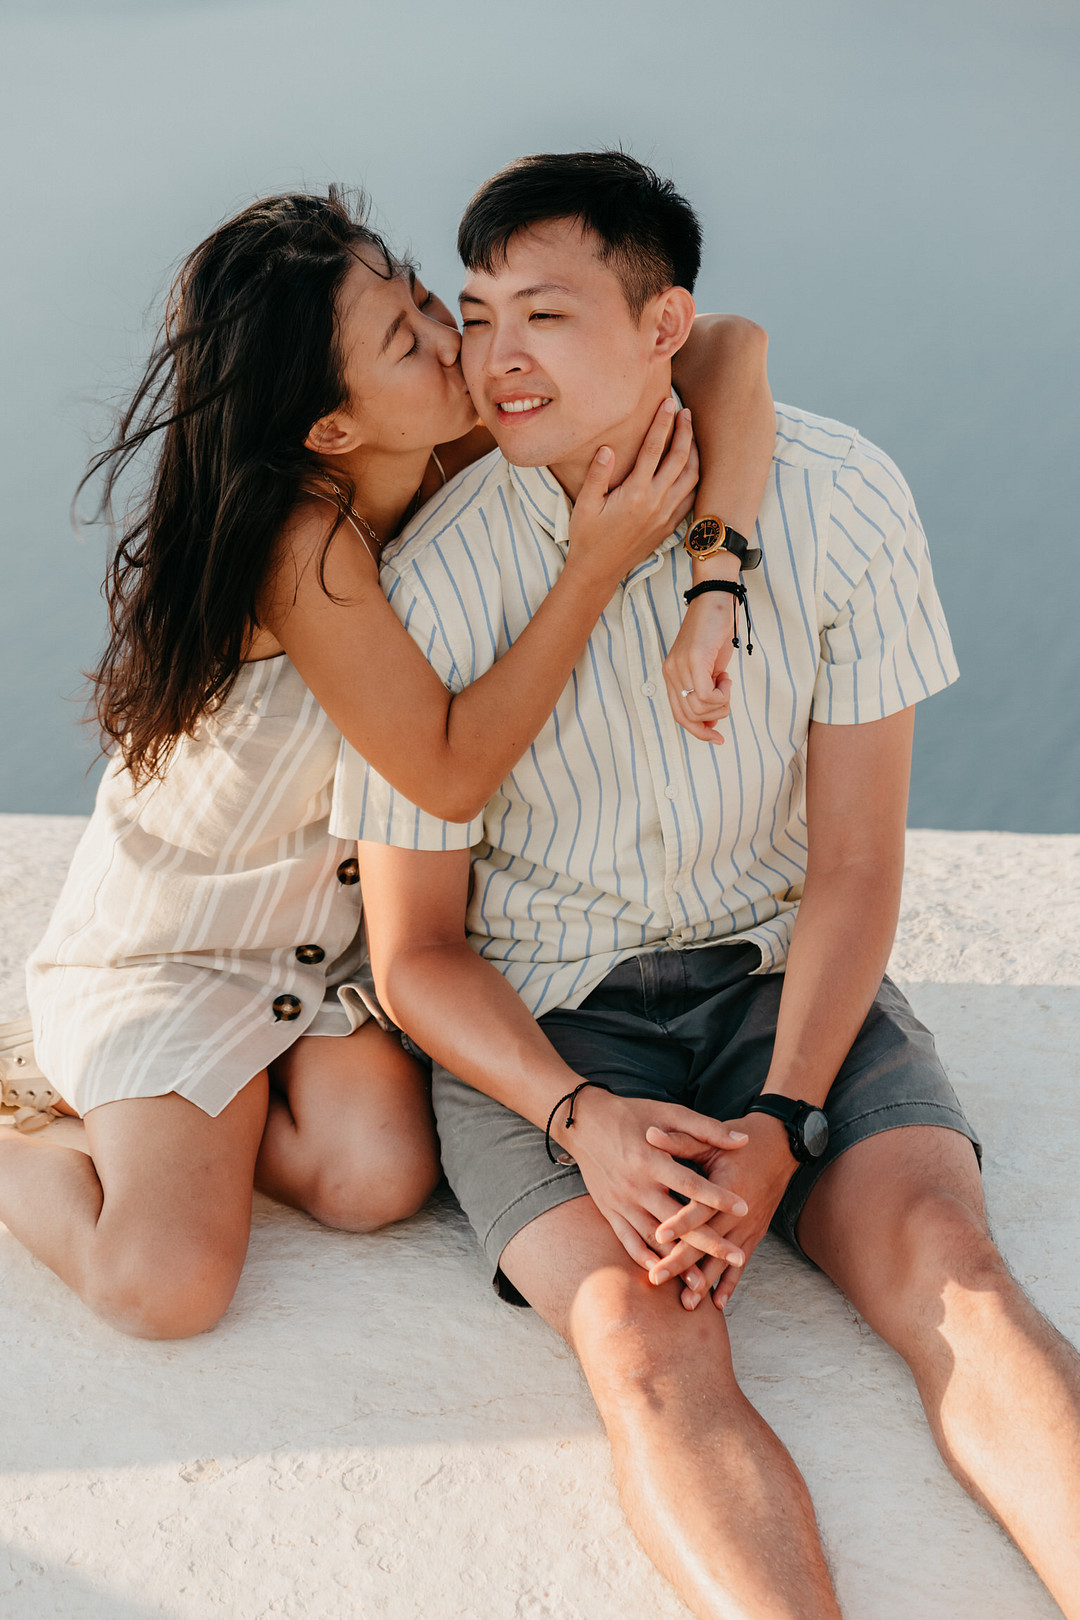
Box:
652;286;697;359
304;409;362;456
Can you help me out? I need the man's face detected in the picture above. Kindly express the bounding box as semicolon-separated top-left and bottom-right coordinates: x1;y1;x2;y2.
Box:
458;218;667;482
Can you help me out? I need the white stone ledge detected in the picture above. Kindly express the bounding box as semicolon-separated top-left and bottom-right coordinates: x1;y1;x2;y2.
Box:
1;817;1077;1619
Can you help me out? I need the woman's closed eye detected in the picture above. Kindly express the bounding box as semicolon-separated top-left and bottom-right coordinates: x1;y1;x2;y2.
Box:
401;302;447;359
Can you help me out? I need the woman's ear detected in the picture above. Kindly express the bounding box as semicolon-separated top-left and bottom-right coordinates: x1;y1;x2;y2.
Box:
653;286;697;359
304;410;361;456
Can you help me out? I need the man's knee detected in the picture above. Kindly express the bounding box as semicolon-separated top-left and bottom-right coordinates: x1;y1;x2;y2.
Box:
84;1234;242;1340
891;1189;1013;1324
570;1263;734;1407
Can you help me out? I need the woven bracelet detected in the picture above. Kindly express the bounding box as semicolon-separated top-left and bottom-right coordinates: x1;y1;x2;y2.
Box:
544;1080;615;1165
682;577;754;655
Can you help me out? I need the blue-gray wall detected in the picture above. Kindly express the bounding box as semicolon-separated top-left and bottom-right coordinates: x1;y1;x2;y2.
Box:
2;0;1076;828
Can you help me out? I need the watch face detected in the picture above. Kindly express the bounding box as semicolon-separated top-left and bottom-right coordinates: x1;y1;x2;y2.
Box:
687;516;724;554
802;1108;829;1159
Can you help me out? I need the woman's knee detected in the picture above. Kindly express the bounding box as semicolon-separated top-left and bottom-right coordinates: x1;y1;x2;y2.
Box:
83;1235;243;1340
305;1142;440;1233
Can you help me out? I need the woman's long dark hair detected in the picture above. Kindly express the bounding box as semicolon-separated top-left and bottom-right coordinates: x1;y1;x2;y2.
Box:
83;187;393;783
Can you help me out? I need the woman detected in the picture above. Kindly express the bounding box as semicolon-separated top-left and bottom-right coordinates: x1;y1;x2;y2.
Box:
0;189;774;1339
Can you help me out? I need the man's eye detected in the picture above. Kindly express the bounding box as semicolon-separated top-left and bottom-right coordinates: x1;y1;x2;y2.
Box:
461;319;487;330
529;312;561;322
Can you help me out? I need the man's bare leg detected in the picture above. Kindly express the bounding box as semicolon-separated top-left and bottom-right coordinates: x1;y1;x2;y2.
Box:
501;1195;840;1620
798;1124;1080;1617
0;1077;267;1338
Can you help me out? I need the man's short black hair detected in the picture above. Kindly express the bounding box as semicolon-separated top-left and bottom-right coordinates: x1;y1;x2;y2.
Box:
457;151;702;318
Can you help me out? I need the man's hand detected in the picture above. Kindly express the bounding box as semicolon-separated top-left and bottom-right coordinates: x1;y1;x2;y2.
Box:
642;1112;798;1310
663;594;735;742
556;1090;752;1292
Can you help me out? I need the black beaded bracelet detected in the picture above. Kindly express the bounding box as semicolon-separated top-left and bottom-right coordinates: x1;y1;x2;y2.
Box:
682;577;754;654
544;1080;615;1165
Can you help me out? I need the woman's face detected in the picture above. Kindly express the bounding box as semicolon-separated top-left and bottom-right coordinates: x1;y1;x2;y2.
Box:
332;248;476;455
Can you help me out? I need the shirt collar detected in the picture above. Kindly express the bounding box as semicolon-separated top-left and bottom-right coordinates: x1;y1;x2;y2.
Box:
506;462;573;549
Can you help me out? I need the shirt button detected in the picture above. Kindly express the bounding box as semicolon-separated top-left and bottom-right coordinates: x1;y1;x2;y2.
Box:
295;944;325;965
641;681;657;698
272;994;302;1022
664;785;678;801
336;858;360;885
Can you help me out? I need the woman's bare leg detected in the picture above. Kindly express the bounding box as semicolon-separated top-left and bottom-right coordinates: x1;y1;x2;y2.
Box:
0;1076;268;1338
255;1023;439;1231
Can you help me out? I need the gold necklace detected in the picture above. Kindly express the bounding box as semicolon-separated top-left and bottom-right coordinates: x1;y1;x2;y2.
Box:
322;478;383;557
321;477;425;554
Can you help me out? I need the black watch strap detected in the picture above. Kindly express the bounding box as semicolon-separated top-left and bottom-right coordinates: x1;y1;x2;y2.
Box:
717;524;762;571
745;1095;829;1164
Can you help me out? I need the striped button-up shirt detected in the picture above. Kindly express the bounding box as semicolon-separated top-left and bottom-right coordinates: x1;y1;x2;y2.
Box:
330;404;958;1019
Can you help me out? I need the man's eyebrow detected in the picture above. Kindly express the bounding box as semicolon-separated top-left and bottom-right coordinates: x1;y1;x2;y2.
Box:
459;282;575;306
379;311;407;355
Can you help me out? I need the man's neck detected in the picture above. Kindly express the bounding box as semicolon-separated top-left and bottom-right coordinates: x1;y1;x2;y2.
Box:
547;380;674;504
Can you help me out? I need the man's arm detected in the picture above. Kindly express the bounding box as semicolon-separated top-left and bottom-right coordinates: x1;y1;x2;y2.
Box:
645;705;915;1305
356;842;750;1279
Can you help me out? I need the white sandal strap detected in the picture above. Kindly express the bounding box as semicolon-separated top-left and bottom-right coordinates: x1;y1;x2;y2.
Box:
13;1105;61;1133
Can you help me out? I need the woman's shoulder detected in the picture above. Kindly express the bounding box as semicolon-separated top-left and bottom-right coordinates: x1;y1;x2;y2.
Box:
276;491;344;560
259;491;378;626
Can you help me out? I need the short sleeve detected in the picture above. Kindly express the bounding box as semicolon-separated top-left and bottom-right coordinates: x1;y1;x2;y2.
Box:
812;437;959;724
327;569;485;851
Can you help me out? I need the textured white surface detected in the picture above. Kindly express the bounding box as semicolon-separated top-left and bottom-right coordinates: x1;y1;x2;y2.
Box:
1;816;1077;1620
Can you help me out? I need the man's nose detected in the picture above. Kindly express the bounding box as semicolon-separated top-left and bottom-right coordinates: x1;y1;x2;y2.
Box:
484;325;527;378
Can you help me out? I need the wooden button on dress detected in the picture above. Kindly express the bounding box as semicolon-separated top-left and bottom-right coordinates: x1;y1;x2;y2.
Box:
295;944;325;965
272;994;302;1021
336;858;360;885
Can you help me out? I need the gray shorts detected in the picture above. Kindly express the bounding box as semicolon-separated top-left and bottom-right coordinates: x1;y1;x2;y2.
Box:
427;942;981;1305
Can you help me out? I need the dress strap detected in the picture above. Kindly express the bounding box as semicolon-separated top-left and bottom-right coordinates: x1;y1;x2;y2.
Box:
431;450;448;487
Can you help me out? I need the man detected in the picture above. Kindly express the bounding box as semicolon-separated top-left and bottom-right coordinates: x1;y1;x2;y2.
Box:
336;153;1080;1618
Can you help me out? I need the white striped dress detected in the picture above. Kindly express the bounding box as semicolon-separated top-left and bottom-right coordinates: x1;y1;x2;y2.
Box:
27;656;373;1117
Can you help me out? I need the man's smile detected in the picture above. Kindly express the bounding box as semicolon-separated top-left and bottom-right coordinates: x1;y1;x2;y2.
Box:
494;394;553;421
